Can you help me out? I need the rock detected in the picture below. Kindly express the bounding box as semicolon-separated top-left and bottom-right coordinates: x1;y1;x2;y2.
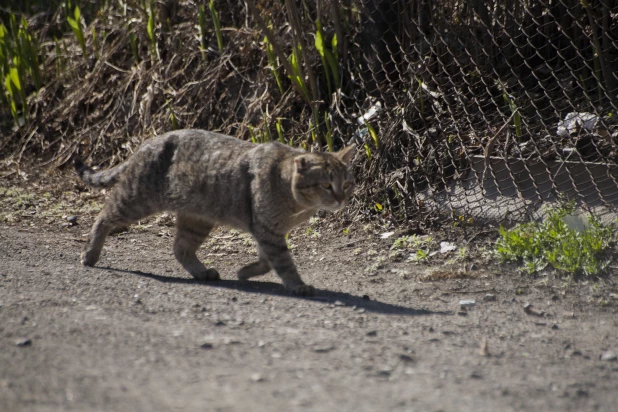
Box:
15;338;31;347
399;354;414;363
459;299;476;308
67;215;78;224
600;351;617;361
479;337;489;356
457;308;468;316
250;373;264;382
366;330;377;337
334;300;345;307
200;341;214;349
483;294;496;302
313;345;335;353
523;302;545;317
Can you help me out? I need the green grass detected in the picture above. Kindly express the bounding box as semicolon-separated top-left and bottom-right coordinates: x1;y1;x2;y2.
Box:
314;19;339;97
496;203;614;277
0;15;46;126
263;31;284;94
208;0;223;53
146;0;158;60
67;5;86;57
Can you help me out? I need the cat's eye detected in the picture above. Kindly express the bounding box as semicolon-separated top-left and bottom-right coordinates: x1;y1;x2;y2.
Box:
343;182;352;189
321;183;332;190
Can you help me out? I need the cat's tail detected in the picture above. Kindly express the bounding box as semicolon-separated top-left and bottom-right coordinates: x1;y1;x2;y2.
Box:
73;158;127;188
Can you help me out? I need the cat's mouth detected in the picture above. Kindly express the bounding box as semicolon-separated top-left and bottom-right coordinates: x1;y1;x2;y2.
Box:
323;200;346;211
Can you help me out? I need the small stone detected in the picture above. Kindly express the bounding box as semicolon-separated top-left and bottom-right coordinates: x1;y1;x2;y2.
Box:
469;371;483;379
459;299;476;308
250;373;264;382
523;303;545;317
313;345;335;353
551;324;559;330
67;215;78;224
483;294;496;302
366;330;377;337
334;300;345;307
399;354;414;363
600;351;617;361
200;342;214;349
15;338;31;347
479;337;489;356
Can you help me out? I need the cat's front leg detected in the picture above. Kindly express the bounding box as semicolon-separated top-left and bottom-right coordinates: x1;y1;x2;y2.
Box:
254;234;315;296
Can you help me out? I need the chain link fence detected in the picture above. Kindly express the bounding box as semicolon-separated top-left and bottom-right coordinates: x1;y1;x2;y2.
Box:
270;0;618;223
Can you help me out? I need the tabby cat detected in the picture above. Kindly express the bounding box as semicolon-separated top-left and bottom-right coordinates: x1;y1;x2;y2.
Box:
74;129;355;295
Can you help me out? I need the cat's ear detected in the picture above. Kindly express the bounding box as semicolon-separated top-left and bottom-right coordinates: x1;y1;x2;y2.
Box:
335;145;356;165
294;156;311;174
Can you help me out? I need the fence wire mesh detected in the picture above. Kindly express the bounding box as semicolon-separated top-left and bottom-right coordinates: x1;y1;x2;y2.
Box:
285;0;618;223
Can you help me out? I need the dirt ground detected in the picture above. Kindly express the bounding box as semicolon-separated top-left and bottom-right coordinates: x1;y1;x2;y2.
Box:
1;183;618;412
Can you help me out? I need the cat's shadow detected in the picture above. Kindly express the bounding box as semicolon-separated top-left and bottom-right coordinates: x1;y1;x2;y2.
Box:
97;267;449;317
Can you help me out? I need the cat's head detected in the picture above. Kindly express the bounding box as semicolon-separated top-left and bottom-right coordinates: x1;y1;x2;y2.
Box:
291;145;356;211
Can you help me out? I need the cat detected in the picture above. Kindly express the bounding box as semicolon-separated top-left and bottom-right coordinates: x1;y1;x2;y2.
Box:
74;129;355;295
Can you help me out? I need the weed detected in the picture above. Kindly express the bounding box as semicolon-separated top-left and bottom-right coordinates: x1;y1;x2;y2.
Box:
305;227;320;238
323;111;334;152
496;203;613;276
275;117;285;143
146;0;158;60
0;15;46;126
314;19;339;97
392;234;432;250
457;246;470;261
209;0;223;53
502;92;522;138
67;5;87;57
263;31;283;93
286;42;311;103
408;249;429;262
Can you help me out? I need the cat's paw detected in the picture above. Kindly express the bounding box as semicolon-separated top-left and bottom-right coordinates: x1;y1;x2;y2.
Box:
81;250;99;267
238;260;271;280
192;268;220;281
289;284;316;296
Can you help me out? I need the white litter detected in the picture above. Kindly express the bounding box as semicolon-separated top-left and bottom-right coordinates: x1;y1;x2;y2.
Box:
556;112;599;136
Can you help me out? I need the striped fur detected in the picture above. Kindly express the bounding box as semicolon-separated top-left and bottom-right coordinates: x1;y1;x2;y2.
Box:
75;129;355;295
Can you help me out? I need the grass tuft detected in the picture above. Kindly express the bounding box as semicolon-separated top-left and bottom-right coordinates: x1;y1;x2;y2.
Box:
496;203;614;277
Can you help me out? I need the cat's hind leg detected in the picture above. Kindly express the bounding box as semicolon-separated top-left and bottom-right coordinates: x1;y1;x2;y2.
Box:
238;246;271;280
174;213;219;281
